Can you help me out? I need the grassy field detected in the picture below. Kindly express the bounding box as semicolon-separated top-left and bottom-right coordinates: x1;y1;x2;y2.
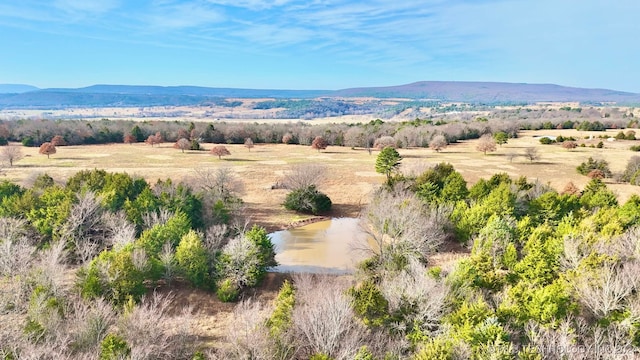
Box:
3;128;640;350
3;128;640;231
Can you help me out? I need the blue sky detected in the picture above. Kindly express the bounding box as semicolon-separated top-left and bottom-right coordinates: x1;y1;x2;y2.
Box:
0;0;638;92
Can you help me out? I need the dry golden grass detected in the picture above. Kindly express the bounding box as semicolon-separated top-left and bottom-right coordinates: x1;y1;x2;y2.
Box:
3;128;639;231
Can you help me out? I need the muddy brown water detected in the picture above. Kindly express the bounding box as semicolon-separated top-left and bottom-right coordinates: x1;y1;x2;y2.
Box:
268;218;371;274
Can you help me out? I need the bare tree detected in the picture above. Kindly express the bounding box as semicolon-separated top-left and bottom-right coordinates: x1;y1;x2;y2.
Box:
192;167;244;201
373;136;396;150
562;141;578;150
145;132;163;147
219;235;263;288
475;134;496;155
103;211;136;249
311;136;328;152
282;133;294;144
283;163;326;190
159;241;177;285
379;258;449;334
0;218;35;278
173;138;190;153
429;135;448;152
561;182;580;195
292;274;367;360
60;191;107;264
50;135;66;146
123;133;136;144
244;137;255;151
222;299;276;360
572;260;640;319
119;292;194;359
1;144;23;166
506;152;518;163
359;189;450;269
39;142;57;158
523;147;541;163
66;297;115;354
211;145;231;159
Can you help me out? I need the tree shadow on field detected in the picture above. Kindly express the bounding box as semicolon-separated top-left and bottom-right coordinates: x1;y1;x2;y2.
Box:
329;202;364;218
522;161;554;165
400;154;428;159
222;158;257;162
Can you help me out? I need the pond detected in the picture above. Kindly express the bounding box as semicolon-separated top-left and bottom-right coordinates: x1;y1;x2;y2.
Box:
268;218;371;274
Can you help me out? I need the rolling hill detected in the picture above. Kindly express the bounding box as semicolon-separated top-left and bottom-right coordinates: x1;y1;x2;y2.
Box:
0;81;638;109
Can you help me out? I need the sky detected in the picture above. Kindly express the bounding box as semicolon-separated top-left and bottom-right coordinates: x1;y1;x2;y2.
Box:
0;0;638;92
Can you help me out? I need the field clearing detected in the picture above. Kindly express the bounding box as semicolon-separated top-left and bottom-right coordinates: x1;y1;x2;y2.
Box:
3;128;640;231
3;128;640;351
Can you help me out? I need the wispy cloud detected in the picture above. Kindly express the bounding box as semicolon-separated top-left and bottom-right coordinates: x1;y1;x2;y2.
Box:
205;0;293;10
143;1;225;30
53;0;121;14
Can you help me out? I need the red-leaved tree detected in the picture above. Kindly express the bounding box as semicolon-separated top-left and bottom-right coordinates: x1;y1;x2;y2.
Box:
39;142;57;159
210;145;231;159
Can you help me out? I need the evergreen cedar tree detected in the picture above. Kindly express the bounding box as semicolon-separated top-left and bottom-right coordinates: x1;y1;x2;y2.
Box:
493;131;509;146
39;142;57;158
375;147;402;185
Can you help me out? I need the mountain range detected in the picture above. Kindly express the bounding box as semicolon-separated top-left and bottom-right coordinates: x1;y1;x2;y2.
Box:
1;82;639;108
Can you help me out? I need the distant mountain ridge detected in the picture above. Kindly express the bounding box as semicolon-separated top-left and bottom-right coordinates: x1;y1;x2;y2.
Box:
333;81;640;103
0;84;40;94
0;81;639;108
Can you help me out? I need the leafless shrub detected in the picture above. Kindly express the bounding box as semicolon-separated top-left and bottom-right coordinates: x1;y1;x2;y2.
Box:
204;224;229;254
560;235;590;271
525;318;584;360
292;274;366;360
572;261;640;319
379;258;449;334
159;242;177;285
103;211;136;250
0;220;35;278
131;247;150;273
142;208;174;230
283;163;326;190
33;240;69;299
222;299;276;360
67;297;115;354
219;236;262;288
60;191;107;263
120;292;194;360
359;188;450;268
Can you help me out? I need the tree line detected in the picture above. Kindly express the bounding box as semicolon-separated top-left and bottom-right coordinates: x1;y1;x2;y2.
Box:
0;115;635;152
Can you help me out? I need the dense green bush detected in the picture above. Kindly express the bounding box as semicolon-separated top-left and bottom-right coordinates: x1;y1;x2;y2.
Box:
100;334;130;360
175;230;212;289
576;157;611;177
216;278;239;302
283;185;332;215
